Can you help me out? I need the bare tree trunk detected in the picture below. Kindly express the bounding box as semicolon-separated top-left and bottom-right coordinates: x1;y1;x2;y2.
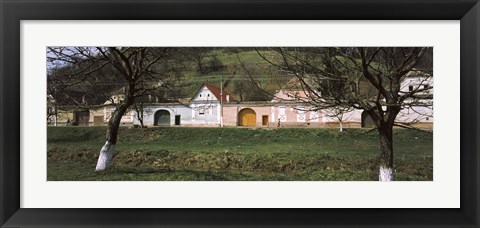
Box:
53;107;58;126
96;141;116;171
134;103;145;128
378;125;394;181
138;117;145;128
95;103;130;171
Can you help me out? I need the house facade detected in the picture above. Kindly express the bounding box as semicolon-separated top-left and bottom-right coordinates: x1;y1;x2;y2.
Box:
131;83;331;128
129;83;234;127
51;73;433;129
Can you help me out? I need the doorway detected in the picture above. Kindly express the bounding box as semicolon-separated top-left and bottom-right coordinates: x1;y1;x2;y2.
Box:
154;110;170;126
175;115;181;126
238;108;256;126
262;115;268;126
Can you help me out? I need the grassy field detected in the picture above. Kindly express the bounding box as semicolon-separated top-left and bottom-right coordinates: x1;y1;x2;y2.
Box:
47;127;433;181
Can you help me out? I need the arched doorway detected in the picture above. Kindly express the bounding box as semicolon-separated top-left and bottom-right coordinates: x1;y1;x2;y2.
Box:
238;108;256;126
361;111;375;128
73;110;90;126
154;110;170;126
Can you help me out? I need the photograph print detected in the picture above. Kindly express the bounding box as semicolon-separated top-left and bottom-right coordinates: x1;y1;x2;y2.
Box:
47;47;433;181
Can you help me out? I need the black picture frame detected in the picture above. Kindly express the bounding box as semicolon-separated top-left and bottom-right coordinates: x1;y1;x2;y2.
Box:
1;0;479;227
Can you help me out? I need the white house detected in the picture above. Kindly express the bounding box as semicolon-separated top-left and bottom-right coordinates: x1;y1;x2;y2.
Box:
132;83;235;127
78;71;433;129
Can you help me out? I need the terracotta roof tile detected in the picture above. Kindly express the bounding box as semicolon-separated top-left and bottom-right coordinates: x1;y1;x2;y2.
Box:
202;83;235;102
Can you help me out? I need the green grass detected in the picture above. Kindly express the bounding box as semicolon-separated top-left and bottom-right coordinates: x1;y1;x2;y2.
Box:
47;127;433;181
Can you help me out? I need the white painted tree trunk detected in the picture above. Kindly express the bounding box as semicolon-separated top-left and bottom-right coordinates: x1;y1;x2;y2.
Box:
339;121;343;132
95;141;116;171
379;166;393;181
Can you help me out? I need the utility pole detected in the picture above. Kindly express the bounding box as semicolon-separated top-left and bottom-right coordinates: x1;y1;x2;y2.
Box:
220;75;224;127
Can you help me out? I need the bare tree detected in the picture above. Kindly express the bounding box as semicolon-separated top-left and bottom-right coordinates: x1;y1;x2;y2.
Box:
47;47;177;171
132;97;155;128
179;47;213;75
323;106;355;132
257;47;433;181
133;101;146;128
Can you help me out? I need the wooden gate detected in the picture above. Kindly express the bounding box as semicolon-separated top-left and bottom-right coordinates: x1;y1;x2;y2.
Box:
93;116;104;126
238;108;256;126
361;111;375;128
154;110;170;126
74;110;90;126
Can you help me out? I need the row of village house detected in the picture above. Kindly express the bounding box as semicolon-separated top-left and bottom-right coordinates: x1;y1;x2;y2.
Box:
48;75;433;129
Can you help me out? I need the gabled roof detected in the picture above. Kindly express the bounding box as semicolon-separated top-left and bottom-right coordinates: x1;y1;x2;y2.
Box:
195;83;235;102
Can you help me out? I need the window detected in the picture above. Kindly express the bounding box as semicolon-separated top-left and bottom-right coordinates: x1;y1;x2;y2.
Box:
279;106;286;116
207;94;210;97
199;106;205;115
199;94;202;97
424;85;429;89
408;85;413;91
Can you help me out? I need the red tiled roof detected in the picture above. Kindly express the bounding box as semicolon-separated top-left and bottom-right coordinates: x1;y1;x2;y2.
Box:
201;83;235;102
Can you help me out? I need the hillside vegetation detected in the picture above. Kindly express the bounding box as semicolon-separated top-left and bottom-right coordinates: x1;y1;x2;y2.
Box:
179;48;287;102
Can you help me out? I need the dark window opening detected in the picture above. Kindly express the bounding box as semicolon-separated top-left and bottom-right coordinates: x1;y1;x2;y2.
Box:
175;115;181;125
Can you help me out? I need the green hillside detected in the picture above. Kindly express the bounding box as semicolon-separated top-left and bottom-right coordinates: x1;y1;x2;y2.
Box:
174;48;290;102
